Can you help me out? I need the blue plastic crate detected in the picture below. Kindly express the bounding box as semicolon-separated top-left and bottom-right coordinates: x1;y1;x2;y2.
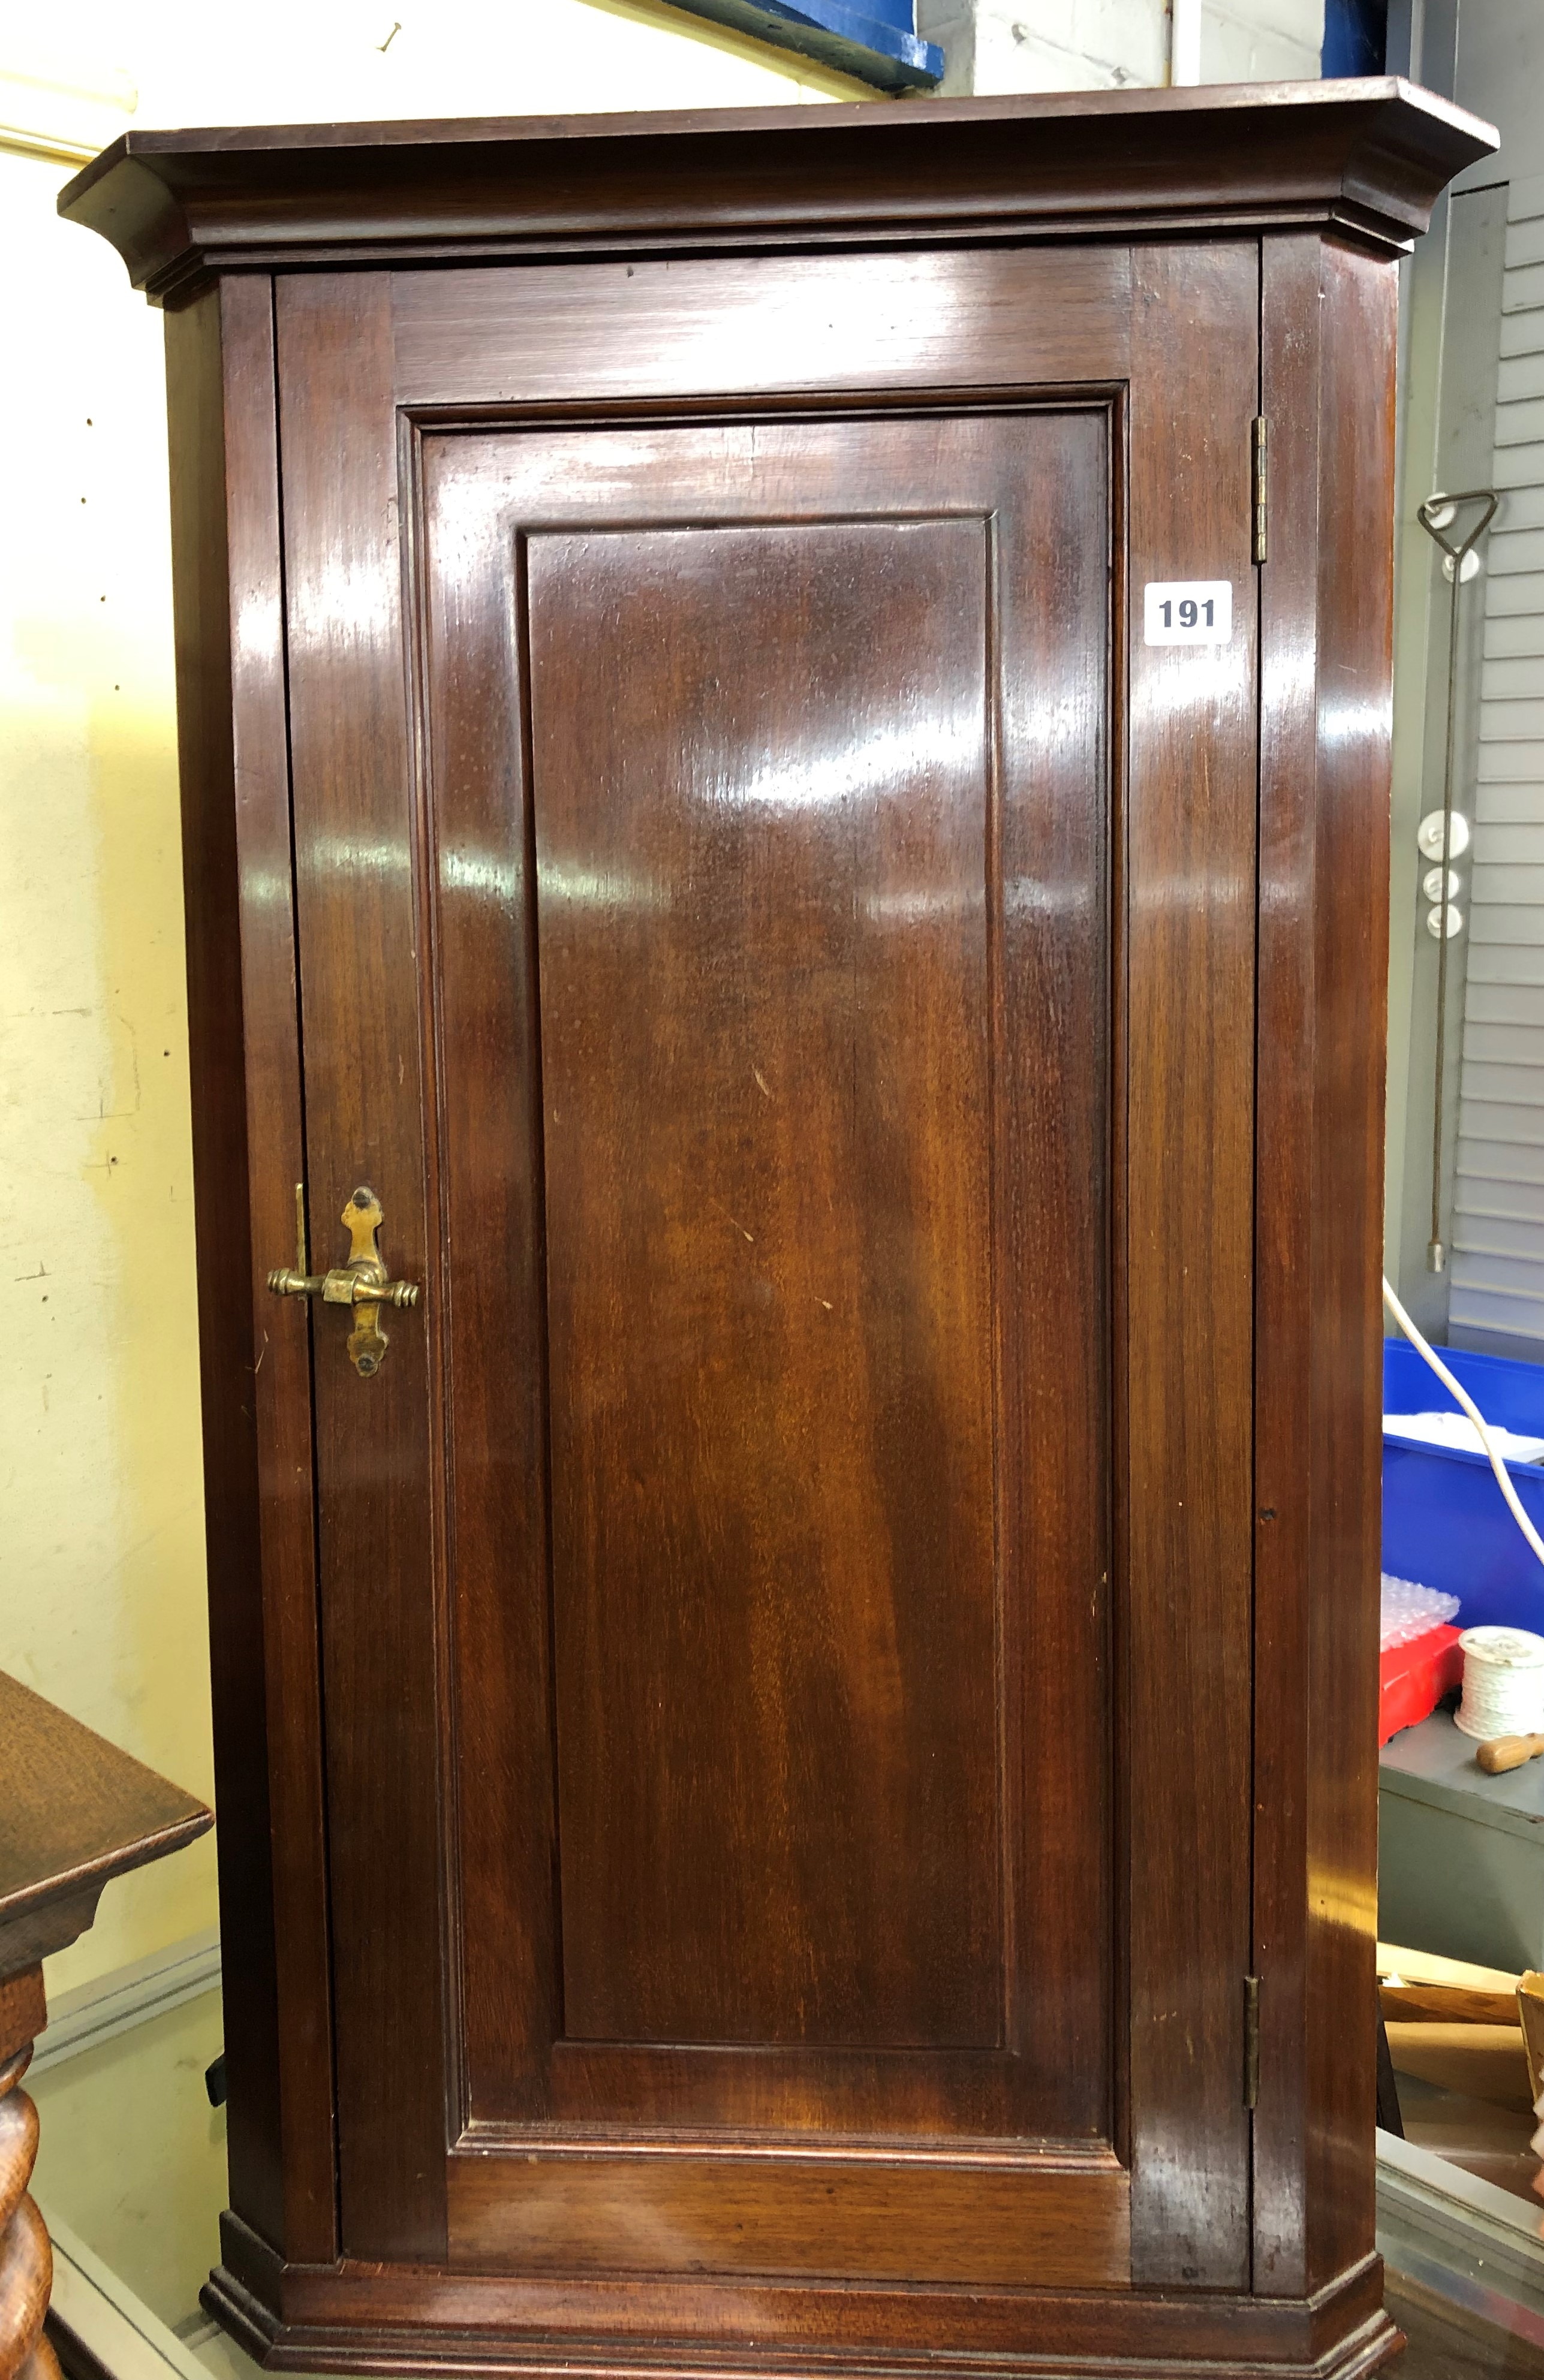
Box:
1383;1336;1544;1629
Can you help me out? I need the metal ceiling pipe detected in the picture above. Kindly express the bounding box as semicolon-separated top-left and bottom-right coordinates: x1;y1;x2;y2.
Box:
1170;0;1202;83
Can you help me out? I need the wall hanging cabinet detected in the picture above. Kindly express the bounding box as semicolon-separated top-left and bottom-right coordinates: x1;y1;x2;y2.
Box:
64;79;1494;2380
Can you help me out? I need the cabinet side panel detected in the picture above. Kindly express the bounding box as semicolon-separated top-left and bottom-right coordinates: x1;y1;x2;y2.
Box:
1305;237;1394;2294
164;287;284;2252
1253;232;1320;2301
1254;234;1395;2298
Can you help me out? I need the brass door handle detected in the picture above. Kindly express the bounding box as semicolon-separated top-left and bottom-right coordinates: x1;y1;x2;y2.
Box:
268;1185;420;1376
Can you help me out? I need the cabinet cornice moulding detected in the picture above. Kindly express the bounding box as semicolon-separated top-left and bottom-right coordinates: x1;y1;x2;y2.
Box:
58;76;1495;306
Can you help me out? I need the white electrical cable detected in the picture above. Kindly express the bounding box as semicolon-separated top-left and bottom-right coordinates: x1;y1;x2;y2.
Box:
1382;1273;1544;1572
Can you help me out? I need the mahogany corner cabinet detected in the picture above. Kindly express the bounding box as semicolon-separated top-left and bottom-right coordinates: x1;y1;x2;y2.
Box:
63;80;1495;2380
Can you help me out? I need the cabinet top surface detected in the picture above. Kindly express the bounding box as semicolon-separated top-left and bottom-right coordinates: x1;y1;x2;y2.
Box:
59;77;1496;303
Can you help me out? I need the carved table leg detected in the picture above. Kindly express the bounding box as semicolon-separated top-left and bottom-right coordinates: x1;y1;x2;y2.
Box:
0;1969;62;2380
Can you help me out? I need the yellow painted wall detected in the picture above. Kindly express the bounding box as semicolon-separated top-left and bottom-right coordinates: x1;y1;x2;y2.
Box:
1;5;876;1999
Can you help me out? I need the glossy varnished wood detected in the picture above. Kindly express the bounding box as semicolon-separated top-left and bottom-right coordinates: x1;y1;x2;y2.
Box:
1302;249;1395;2297
0;1983;44;2066
1253;236;1322;2301
162;282;338;2265
412;411;1116;2285
1252;234;1398;2297
215;276;341;2274
60;77;1497;2380
207;2206;1396;2375
538;508;1003;2053
0;1681;210;2380
447;2148;1130;2285
389;248;1131;408
273;272;448;2261
281;243;1265;2297
4;1987;59;2380
0;1673;209;1975
1124;242;1259;2289
538;507;1004;2054
58;82;1491;303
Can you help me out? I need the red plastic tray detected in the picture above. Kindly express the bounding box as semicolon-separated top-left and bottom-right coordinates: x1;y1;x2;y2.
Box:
1379;1622;1464;1746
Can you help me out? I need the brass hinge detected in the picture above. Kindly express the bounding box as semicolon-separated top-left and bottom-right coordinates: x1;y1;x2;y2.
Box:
1252;417;1269;565
1244;1974;1262;2110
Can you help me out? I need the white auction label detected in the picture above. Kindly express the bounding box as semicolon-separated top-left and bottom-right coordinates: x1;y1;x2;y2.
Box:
1143;580;1233;645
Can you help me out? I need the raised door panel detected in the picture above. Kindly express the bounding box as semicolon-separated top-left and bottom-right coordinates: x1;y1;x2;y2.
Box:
419;415;1114;2179
532;517;1002;2055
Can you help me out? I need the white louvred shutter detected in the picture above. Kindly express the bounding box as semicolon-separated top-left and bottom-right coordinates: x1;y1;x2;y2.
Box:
1450;171;1544;1349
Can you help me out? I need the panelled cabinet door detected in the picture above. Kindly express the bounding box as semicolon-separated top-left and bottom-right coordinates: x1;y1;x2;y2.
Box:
434;414;1117;2276
274;240;1259;2295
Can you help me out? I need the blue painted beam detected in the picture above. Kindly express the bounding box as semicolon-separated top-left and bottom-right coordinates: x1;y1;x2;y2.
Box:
1322;0;1386;76
663;0;944;92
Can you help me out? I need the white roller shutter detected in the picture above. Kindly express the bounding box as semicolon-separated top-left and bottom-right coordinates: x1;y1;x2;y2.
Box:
1449;170;1544;1348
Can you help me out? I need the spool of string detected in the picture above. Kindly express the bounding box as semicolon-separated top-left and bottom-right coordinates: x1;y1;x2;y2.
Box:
1456;1626;1544;1742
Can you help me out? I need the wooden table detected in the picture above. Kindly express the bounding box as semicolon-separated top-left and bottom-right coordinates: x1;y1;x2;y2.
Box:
0;1671;212;2380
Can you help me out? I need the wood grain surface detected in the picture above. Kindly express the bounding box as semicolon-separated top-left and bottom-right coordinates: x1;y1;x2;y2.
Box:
1124;240;1260;2291
1299;237;1396;2300
0;1986;43;2076
417;408;1114;2164
273;220;1261;2318
447;2148;1131;2285
0;1682;208;2380
534;511;1003;2054
0;1673;209;1978
206;2207;1395;2374
0;2029;59;2380
55;83;1494;302
63;78;1460;2380
390;249;1131;410
1252;233;1398;2299
213;276;341;2269
275;273;449;2262
164;271;341;2268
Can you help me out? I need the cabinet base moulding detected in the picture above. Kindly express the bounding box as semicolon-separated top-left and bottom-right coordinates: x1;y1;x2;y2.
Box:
203;2225;1401;2380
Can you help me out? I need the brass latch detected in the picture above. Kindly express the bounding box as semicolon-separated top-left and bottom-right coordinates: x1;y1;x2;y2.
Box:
268;1185;420;1378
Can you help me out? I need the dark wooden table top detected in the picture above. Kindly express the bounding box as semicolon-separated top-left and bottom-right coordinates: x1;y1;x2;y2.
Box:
0;1670;212;1982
